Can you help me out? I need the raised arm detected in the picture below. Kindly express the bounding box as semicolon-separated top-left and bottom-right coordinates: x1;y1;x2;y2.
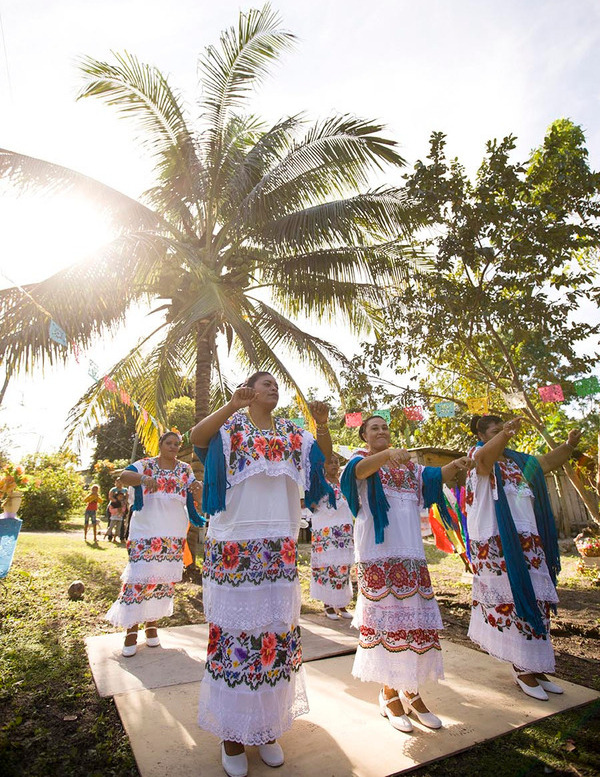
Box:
441;456;473;486
308;401;332;460
474;417;524;476
189;387;255;448
536;429;581;474
355;448;411;479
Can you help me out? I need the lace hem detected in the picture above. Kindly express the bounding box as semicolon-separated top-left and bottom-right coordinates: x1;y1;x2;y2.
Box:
472;574;559;606
309;577;353;607
197;668;309;745
203;580;301;630
105;597;174;628
121;559;183;584
225;460;305;494
468;616;555;674
352;644;444;693
352;596;443;632
355;549;427;564
311;548;355;566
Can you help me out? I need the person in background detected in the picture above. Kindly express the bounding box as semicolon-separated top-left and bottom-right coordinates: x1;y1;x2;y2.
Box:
83;484;102;543
105;487;126;542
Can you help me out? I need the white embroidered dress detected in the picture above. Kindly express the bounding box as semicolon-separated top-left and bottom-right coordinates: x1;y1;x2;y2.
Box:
106;457;194;628
465;448;558;673
351;452;444;692
310;484;354;607
197;412;318;745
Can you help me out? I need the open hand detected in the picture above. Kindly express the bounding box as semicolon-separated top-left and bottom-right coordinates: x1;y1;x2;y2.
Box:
503;417;524;437
308;401;329;426
230;386;256;410
142;475;159;492
567;428;582;448
450;456;474;471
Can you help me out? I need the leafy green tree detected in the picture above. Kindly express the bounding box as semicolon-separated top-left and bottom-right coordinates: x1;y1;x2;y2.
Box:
353;120;600;521
89;410;143;464
19;452;85;530
0;4;419;453
166;396;195;435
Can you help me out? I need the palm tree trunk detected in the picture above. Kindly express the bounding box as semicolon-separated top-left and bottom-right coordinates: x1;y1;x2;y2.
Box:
194;318;217;422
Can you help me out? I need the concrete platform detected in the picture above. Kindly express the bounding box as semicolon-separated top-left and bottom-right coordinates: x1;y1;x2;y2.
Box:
86;616;357;698
111;641;599;777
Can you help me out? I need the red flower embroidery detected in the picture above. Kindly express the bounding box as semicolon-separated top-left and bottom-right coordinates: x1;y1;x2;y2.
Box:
478;543;490;560
364;564;386;590
222;542;240;570
388;562;410;588
260;632;277;667
150;537;162;553
418;565;431;589
253;436;267;457
495;603;514;616
207;624;221;657
267;437;286;462
230;432;244;451
289;432;303;451
281;539;296;565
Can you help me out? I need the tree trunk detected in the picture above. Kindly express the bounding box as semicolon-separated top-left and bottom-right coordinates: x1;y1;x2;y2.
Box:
0;372;10;406
194;319;217;422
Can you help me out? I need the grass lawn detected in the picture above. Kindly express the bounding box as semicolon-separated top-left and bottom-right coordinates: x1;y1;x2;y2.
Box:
0;519;598;776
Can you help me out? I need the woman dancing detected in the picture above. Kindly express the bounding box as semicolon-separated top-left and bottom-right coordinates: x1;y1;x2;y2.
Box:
190;372;333;777
466;414;580;700
310;453;355;620
341;414;470;732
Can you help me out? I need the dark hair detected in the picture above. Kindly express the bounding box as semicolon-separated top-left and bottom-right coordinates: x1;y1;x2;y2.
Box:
159;431;181;445
243;371;273;388
359;414;388;442
469;414;503;437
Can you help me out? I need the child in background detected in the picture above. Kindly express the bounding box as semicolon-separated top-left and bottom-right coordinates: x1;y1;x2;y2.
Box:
84;484;102;542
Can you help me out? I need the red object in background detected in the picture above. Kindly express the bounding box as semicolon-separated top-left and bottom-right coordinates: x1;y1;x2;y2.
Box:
428;507;454;553
345;412;363;428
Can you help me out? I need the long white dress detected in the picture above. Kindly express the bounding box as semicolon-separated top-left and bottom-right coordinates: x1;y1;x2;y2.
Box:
310;484;354;608
351;452;444;692
197;412;320;745
106;457;194;628
465;449;558;673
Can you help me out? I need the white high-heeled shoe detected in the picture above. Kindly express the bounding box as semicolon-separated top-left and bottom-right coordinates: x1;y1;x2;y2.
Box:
511;667;548;701
122;630;138;657
221;744;248;777
536;675;563;694
378;689;413;732
145;627;160;648
399;690;442;729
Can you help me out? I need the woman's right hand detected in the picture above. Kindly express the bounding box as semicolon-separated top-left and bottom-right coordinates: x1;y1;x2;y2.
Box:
229;386;256;410
141;475;159;492
388;448;411;467
503;417;524;437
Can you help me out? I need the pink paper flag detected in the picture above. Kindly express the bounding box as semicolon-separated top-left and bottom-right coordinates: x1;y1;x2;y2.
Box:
345;412;363;428
102;376;117;392
403;405;424;421
538;384;564;402
120;388;131;406
142;409;149;423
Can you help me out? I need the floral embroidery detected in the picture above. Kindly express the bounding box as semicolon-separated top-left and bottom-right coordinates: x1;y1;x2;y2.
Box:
117;581;176;606
203;536;298;587
470;532;546;576
206;624;302;690
497;458;533;495
139;458;193;498
127;536;184;563
311;564;350;590
473;599;550;640
353;449;421;497
311;523;353;554
224;413;305;477
358;625;441;654
357;557;434;601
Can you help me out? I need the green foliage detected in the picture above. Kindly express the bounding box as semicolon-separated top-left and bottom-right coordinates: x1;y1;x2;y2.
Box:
19;452;85;530
88;409;142;464
166;396;195;434
92;458;129;504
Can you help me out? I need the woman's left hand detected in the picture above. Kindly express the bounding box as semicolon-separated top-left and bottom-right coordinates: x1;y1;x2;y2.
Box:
188;481;202;497
567;428;582;448
451;456;474;471
308;401;329;426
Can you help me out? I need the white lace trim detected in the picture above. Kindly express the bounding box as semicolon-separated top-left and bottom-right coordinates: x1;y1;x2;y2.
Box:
309;577;353;607
120;559;183;584
105;597;174;629
472;573;559;606
225;460;306;492
197;668;309;745
352;596;443;632
468;606;555;673
203;579;301;630
352;644;444;693
310;548;355;566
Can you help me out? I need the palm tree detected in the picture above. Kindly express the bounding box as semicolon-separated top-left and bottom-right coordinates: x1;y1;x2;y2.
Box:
0;4;419;452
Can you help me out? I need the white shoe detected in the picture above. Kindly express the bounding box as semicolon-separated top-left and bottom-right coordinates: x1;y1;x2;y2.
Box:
337;608;353;619
122;633;138;657
378;689;413;732
145;628;160;648
221;744;248;777
511;668;548;701
325;607;340;620
258;741;285;767
399;690;442;729
536;676;563;694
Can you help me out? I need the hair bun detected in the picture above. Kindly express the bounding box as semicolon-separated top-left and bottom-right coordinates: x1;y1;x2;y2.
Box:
469;415;482;435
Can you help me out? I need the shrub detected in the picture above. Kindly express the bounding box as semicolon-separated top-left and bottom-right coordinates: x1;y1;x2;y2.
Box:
166;396;195;435
19;452;85;530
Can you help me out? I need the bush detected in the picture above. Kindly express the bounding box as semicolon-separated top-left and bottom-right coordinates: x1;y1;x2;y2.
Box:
19;452;85;530
166;396;195;434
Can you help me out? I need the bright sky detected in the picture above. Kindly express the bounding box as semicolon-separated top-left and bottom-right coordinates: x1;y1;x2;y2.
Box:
1;0;599;462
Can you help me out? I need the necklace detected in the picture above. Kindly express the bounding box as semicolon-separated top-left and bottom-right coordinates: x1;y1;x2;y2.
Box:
248;410;275;433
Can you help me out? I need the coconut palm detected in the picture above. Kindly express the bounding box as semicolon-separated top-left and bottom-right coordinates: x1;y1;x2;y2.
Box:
0;4;420;451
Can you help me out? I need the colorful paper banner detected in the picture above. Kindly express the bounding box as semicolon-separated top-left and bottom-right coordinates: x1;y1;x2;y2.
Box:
574;376;600;397
88;360;99;380
538;384;564;403
102;376;118;392
434;401;456;418
503;391;527;410
375;408;391;423
466;396;489;414
290;417;305;428
403;405;424;422
120;388;131;406
49;320;67;347
345;412;363;428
